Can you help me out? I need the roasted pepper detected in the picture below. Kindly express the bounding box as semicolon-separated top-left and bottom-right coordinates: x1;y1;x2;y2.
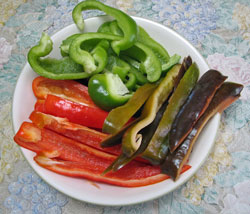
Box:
88;72;132;111
27;33;91;80
169;70;227;153
121;64;183;157
104;98;169;173
102;83;157;135
162;82;243;180
102;57;193;170
72;0;138;55
142;62;199;165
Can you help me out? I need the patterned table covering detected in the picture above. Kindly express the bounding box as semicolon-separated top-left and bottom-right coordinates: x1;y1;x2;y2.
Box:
0;0;250;213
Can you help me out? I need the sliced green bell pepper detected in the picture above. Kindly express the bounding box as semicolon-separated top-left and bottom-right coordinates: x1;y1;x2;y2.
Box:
69;33;116;74
72;0;138;55
98;20;180;73
137;25;170;65
60;34;81;57
122;42;162;82
69;32;163;82
88;72;132;111
91;39;110;73
104;55;131;82
162;54;181;73
27;33;90;80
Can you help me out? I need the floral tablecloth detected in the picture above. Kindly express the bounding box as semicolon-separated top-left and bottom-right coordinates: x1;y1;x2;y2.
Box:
0;0;250;213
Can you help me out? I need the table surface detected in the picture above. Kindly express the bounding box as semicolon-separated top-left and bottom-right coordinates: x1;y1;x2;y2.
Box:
0;0;250;213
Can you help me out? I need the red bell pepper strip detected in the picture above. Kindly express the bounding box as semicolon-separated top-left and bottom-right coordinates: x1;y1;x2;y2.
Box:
34;99;46;112
39;94;109;129
14;122;114;161
34;155;176;187
14;122;178;187
32;76;96;107
29;111;149;163
29;111;123;155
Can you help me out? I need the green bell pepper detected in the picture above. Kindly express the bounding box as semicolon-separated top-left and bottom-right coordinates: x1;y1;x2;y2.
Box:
104;55;131;82
121;42;162;82
69;32;163;82
88;72;132;111
91;39;110;73
69;33;115;74
97;21;113;34
98;20;180;73
27;33;90;80
162;54;181;73
137;25;170;65
60;33;81;57
72;0;138;55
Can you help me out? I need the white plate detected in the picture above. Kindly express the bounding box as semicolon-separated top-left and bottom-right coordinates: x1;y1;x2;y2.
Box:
12;16;220;206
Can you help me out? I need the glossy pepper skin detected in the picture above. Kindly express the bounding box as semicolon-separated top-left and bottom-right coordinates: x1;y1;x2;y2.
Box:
88;73;132;111
169;70;227;153
27;33;90;80
162;82;243;180
121;64;182;157
104;98;169;173
38;94;109;129
32;76;96;107
14;122;170;187
102;83;157;135
98;20;181;73
28;111;122;155
29;111;148;164
72;0;138;55
142;62;199;165
69;32;163;83
103;58;192;171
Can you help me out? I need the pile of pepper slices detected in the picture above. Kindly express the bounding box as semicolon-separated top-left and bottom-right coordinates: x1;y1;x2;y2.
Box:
14;0;243;187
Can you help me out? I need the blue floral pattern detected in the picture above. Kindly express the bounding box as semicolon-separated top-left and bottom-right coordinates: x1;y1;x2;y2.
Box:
1;0;250;213
4;172;68;214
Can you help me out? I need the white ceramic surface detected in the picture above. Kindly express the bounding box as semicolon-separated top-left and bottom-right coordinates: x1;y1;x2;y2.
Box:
12;16;220;206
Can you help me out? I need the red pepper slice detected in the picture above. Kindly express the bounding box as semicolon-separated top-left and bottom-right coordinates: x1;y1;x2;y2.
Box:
41;94;109;129
29;111;148;163
14;122;114;161
29;111;122;155
14;122;178;187
34;99;46;112
34;155;172;187
32;76;96;107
